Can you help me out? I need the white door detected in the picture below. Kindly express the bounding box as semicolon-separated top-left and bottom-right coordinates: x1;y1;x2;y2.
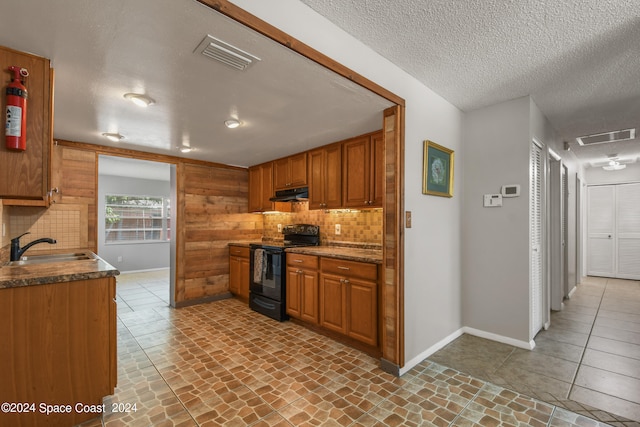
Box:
587;185;615;276
587;183;640;280
616;183;640;280
530;141;544;337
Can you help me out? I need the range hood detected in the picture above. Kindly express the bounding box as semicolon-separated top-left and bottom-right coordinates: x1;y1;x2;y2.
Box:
269;187;308;202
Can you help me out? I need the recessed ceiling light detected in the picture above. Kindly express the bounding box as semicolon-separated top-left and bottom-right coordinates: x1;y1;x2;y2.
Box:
179;146;193;153
124;93;155;107
102;132;124;142
224;119;241;129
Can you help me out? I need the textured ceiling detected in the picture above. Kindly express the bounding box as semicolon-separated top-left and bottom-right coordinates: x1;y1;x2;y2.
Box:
299;0;640;166
0;0;391;168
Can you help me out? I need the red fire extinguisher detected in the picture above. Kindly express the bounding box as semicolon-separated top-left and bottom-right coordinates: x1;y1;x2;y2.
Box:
5;66;29;151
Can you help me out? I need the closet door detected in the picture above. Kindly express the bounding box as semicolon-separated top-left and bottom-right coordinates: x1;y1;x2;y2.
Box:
529;141;544;337
616;183;640;280
587;185;615;277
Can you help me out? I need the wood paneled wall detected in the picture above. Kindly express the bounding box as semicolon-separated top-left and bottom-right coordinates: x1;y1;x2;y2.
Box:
175;163;263;303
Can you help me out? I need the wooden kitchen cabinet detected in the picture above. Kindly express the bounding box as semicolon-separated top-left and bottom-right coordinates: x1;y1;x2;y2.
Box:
0;277;117;426
286;253;319;324
0;45;53;206
308;142;342;210
342;130;384;208
320;257;378;346
248;161;274;212
273;152;307;190
229;245;250;300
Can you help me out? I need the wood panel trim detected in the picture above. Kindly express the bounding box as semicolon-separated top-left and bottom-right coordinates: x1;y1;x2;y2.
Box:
196;0;405;108
55;139;246;171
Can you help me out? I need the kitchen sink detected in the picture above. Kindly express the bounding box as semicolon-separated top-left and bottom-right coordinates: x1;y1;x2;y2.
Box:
5;252;97;267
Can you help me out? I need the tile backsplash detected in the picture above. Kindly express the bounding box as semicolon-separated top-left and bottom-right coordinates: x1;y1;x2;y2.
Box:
8;205;85;254
262;202;382;246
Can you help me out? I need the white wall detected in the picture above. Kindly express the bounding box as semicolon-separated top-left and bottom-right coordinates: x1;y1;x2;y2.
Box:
98;175;170;272
229;0;464;367
462;96;532;343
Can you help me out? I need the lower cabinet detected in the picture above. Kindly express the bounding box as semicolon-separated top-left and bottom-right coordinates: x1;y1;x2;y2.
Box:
286;254;319;324
0;277;117;427
319;257;378;347
229;245;250;300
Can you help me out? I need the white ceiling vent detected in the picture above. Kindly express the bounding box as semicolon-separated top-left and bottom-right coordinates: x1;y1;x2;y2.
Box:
576;128;636;146
194;35;260;71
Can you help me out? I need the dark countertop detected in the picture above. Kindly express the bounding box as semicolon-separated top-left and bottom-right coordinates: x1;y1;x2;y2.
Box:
285;246;382;264
229;241;382;264
0;251;119;289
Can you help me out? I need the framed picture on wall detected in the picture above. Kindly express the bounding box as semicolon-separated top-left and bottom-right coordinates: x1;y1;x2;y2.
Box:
423;140;454;197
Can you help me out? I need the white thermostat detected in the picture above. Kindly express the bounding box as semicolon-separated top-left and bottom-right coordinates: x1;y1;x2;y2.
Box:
483;194;503;207
501;184;520;198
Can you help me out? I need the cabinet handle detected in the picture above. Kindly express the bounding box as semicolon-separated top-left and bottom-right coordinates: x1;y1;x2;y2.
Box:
297;269;303;274
337;266;350;270
344;279;350;284
293;259;303;263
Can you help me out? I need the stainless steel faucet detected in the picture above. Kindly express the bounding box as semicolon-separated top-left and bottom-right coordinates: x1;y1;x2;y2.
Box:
10;232;57;261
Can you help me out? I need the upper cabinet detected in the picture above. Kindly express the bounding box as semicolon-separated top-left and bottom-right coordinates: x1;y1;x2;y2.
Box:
342;131;384;208
273;152;307;190
248;162;274;212
308;143;341;210
0;46;53;206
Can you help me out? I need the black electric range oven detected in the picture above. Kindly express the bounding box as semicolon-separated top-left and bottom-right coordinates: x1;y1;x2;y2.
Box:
249;224;319;321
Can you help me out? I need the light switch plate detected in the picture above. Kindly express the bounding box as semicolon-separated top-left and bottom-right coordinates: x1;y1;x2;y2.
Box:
335;224;341;235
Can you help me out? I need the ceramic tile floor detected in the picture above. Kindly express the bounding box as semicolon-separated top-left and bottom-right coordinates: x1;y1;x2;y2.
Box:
430;276;640;426
73;270;615;426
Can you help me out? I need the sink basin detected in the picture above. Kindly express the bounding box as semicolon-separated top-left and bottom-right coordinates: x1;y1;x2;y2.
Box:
5;252;97;267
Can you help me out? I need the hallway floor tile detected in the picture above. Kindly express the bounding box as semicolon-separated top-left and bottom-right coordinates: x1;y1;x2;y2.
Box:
429;276;640;425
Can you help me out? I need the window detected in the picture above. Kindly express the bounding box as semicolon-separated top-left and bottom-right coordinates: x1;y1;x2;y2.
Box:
105;195;170;243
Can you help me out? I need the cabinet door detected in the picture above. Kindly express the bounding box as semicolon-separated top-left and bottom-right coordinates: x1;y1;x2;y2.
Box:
248;162;274;212
286;266;302;318
370;131;384;207
320;274;347;334
347;279;377;346
273;157;290;190
0;47;51;202
324;144;342;209
300;270;319;324
342;136;370;207
248;166;262;212
229;256;240;294
308;149;325;210
289;152;307;187
239;257;251;299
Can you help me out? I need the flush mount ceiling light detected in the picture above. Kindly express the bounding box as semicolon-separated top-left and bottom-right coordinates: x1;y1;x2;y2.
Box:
576;128;636;146
602;161;627;171
224;119;241;129
102;132;124;142
123;93;155;108
179;146;193;153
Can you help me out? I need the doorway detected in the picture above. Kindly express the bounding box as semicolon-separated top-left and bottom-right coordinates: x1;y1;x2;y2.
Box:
97;155;177;309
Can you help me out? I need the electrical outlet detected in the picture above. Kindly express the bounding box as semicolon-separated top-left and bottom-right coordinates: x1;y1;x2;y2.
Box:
406;211;412;228
277;224;282;233
335;224;341;235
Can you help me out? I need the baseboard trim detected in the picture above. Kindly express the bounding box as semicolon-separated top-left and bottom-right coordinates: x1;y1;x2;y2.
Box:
173;292;232;308
462;326;535;350
399;326;536;376
399;328;465;376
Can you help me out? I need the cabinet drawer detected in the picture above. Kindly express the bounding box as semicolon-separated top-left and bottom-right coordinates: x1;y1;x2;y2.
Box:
321;258;377;281
287;253;318;269
228;245;250;258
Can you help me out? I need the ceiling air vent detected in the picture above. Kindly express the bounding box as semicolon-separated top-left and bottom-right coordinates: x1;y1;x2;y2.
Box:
576;128;635;146
194;35;260;71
